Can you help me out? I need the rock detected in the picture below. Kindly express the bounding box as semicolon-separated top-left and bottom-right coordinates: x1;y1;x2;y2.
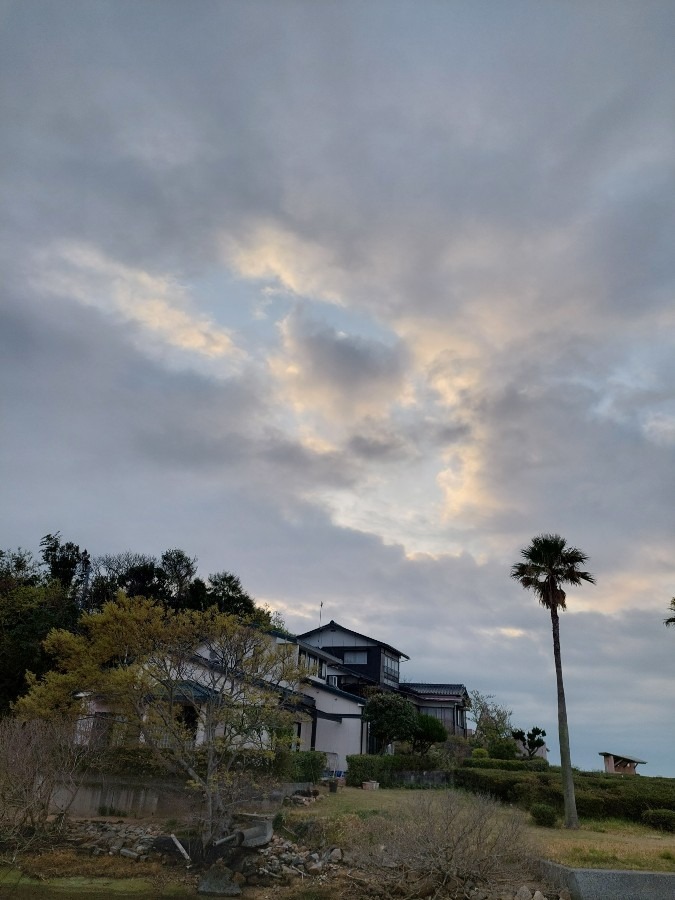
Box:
532;892;548;900
558;892;571;900
119;848;139;860
304;860;323;875
324;846;343;862
198;864;242;896
514;889;533;900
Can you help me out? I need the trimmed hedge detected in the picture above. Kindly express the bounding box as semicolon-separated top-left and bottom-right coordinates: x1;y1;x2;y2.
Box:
642;809;675;832
454;767;675;823
346;754;440;787
462;757;549;772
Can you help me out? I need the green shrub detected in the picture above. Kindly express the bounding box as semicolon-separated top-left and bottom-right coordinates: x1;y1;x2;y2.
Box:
290;751;327;783
345;754;441;787
642;809;675;832
530;803;558;827
462;757;548;772
471;748;489;759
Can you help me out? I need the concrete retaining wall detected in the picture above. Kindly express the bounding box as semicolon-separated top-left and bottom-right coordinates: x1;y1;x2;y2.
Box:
52;775;311;818
538;858;675;900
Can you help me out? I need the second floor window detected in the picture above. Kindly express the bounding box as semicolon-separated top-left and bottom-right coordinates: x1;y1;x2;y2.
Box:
383;653;399;683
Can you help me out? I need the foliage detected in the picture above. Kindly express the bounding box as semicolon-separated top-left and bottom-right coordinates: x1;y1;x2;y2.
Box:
513;726;547;759
362;691;418;752
345;753;441;787
455;766;675;825
641;809;675;832
468;690;514;751
665;598;675;627
530;802;558;827
40;532;91;603
411;713;448;754
472;747;489;759
15;595;303;851
289;750;328;783
488;734;519;759
0;579;78;714
343;790;534;898
511;533;595;829
462;757;549;771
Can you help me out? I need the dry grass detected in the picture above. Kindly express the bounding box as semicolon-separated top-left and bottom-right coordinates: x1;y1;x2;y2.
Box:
531;817;675;872
18;849;165;880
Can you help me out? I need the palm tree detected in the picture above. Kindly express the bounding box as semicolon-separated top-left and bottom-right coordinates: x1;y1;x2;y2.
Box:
665;598;675;626
511;533;595;829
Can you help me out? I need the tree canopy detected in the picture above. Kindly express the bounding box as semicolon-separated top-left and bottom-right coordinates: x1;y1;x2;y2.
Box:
362;691;419;752
0;533;280;712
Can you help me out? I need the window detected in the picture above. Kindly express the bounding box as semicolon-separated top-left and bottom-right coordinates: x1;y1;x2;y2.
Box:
299;650;327;679
344;650;368;665
383;653;399;684
423;706;454;727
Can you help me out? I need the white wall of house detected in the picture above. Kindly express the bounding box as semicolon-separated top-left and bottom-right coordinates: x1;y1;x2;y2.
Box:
303;681;366;774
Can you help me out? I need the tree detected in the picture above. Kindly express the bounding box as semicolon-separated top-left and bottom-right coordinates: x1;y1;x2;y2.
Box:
16;596;302;852
0;575;78;714
206;571;256;617
40;533;91;607
411;714;447;755
468;690;513;752
362;691;418;752
512;726;547;760
511;533;595;829
160;548;197;607
665;598;675;627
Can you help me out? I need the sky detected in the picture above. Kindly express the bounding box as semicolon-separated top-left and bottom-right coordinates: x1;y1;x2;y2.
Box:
1;1;674;775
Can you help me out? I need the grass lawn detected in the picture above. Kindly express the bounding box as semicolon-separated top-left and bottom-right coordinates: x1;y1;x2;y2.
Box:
286;786;675;873
536;817;675;872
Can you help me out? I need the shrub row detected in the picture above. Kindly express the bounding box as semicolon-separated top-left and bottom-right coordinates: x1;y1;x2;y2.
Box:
462;757;549;772
346;753;441;787
454;767;675;822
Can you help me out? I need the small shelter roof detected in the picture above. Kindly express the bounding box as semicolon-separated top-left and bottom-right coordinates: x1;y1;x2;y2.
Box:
599;751;647;764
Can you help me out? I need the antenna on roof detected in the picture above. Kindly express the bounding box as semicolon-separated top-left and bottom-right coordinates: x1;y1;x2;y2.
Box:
318;600;323;647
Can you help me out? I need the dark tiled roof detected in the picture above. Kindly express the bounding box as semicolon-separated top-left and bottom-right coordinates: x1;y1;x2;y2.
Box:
403;683;468;696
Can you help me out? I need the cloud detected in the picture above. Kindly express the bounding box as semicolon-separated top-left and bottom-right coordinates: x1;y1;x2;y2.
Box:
32;242;243;369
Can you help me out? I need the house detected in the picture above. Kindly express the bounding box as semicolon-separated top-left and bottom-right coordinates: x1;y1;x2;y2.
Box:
399;683;469;737
77;618;466;776
297;620;469;740
297;619;409;695
279;634;368;773
599;751;646;775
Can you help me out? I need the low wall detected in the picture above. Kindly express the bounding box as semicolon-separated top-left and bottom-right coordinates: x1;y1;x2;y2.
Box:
538;859;675;900
52;774;192;818
52;775;311;818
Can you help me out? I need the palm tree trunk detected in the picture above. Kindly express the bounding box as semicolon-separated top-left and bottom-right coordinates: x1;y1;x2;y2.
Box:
550;605;579;828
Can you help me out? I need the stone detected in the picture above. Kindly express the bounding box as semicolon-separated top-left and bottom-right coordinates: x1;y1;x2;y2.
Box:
305;860;324;875
532;892;548;900
198;864;242;896
325;846;343;862
514;889;533;900
119;848;139;860
557;892;571;900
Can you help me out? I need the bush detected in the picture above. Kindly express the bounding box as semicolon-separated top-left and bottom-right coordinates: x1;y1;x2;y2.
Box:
530;803;558;827
345;754;440;787
289;751;327;783
471;748;489;759
344;790;534;896
642;809;675;832
462;757;548;771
